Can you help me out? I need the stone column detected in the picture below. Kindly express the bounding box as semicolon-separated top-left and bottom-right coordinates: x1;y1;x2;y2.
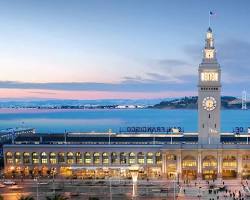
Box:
109;152;112;166
177;153;182;179
117;152;120;165
161;153;166;175
237;153;242;179
217;152;222;179
153;153;156;165
144;153;147;165
197;151;202;179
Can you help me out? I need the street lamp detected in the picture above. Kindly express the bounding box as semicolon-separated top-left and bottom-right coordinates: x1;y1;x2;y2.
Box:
129;165;140;199
34;177;39;200
173;172;178;200
51;168;56;195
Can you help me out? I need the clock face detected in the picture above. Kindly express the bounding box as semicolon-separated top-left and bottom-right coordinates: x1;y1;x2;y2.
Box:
202;97;216;111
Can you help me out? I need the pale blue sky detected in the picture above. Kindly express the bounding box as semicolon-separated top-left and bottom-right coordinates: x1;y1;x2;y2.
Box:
0;0;249;99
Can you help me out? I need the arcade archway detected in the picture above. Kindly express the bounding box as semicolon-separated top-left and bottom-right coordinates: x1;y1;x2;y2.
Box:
182;155;197;180
202;155;217;180
222;155;237;179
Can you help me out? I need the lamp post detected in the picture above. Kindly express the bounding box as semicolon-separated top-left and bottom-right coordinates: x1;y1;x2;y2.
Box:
51;168;56;195
173;172;178;200
129;165;139;199
34;177;39;200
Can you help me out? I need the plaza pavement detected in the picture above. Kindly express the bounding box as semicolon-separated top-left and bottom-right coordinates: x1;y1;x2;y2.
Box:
0;179;249;200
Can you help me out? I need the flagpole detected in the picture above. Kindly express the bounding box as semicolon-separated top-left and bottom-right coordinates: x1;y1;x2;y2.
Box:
209;12;211;27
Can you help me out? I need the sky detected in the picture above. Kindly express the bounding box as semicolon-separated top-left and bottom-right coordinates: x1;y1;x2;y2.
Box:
0;0;250;100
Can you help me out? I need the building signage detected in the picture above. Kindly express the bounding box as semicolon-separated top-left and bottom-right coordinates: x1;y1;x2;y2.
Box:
119;126;184;134
233;127;250;134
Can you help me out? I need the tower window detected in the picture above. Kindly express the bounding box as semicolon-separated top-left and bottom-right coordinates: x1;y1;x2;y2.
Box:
202;124;205;128
209;114;211;119
215;124;217;128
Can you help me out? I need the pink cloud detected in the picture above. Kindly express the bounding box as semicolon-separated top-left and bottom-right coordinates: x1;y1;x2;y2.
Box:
0;88;196;99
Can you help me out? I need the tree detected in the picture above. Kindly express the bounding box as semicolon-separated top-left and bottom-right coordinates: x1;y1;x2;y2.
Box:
46;194;68;200
18;196;35;200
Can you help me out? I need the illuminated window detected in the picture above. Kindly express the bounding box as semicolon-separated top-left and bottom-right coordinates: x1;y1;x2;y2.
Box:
111;152;118;164
102;152;109;165
182;156;197;167
167;154;177;161
120;152;127;164
243;155;250;160
58;152;65;164
49;153;57;164
128;152;136;164
222;156;237;167
67;152;74;164
23;152;30;164
14;152;21;164
146;152;154;164
156;152;162;165
76;152;83;164
201;72;218;81
93;152;100;164
202;156;216;167
84;152;91;164
32;152;39;164
6;152;13;164
41;152;48;164
137;152;145;164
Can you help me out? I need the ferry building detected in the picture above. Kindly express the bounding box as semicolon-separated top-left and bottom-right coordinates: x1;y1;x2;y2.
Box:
3;27;250;181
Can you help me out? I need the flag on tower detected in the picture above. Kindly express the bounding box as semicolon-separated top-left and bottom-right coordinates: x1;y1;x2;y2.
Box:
208;11;216;27
209;11;216;16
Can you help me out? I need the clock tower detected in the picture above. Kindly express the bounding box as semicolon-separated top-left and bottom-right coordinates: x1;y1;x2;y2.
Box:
198;27;221;145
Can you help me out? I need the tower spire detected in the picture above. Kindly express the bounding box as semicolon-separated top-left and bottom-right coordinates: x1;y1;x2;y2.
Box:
203;27;217;62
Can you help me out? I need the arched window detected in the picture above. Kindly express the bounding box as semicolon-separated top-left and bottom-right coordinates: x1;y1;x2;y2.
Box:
156;152;162;165
166;154;177;161
223;156;237;167
32;152;39;164
93;152;100;164
6;152;13;164
137;152;145;164
58;152;65;164
67;152;74;164
76;152;82;164
111;152;118;164
49;152;57;164
182;155;196;167
41;152;48;164
84;152;91;164
120;152;127;164
202;155;217;167
128;152;136;164
146;152;154;164
14;152;22;164
23;152;31;164
102;152;109;164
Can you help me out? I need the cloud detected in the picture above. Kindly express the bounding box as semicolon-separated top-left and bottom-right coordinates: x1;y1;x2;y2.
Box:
0;80;195;93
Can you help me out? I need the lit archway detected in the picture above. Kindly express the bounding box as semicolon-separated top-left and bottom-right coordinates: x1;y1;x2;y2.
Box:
202;155;217;180
182;155;197;180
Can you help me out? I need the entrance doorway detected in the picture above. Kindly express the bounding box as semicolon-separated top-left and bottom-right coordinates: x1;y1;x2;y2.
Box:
182;169;197;180
203;169;217;180
222;169;237;179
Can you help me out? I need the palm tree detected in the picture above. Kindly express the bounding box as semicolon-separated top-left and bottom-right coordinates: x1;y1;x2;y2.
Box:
18;196;35;200
46;194;68;200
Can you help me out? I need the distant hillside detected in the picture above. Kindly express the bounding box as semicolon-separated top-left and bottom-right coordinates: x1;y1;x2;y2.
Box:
152;96;246;109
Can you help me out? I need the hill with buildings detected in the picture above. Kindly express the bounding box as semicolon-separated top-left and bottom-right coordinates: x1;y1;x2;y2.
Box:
153;96;246;109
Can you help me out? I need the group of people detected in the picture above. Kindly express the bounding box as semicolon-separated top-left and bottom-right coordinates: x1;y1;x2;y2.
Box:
180;179;248;200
